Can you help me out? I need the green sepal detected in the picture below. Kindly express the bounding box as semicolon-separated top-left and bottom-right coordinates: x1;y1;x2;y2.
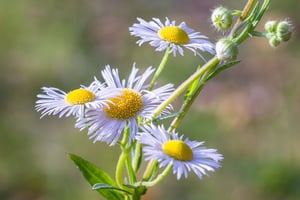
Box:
68;153;124;200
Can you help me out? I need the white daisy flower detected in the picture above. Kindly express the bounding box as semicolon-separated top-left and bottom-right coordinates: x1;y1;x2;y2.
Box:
35;79;120;118
76;64;174;146
129;17;215;56
137;124;223;180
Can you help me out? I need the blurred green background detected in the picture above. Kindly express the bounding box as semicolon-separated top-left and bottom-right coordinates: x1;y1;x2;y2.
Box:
0;0;299;199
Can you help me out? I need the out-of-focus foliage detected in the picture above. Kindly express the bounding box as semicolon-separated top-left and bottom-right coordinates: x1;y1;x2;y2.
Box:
0;0;299;199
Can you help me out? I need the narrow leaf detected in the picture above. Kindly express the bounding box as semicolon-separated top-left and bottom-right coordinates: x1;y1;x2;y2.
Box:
92;183;131;194
68;153;124;200
184;65;202;103
153;111;182;122
207;60;240;81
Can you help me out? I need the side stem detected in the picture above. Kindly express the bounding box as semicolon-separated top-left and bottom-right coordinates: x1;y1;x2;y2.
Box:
149;47;171;90
152;56;220;119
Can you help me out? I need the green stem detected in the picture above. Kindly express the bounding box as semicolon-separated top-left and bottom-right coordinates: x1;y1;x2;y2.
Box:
120;126;130;147
116;127;131;188
133;141;142;172
123;138;138;186
126;154;136;183
168;74;209;132
249;30;268;37
152;56;220;119
231;0;271;44
230;0;257;36
148;47;171;91
234;22;253;45
138;164;173;187
142;159;158;181
115;151;127;188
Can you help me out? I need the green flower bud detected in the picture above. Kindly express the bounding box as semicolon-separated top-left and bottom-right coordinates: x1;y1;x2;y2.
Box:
264;20;278;33
269;36;280;48
211;6;233;31
216;38;239;61
276;21;292;42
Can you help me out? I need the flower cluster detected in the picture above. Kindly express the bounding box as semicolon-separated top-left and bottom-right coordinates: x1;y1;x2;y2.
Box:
75;65;174;145
36;17;222;183
35;1;292;199
36;64;174;145
264;20;293;47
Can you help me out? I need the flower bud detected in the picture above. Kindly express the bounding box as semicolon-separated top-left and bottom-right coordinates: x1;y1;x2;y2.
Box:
269;36;280;48
216;38;238;61
276;21;292;42
264;21;278;33
211;6;233;31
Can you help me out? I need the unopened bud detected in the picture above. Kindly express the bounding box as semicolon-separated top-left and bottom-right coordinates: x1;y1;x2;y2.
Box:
211;7;233;31
264;21;278;33
216;38;238;61
276;21;292;42
269;36;280;48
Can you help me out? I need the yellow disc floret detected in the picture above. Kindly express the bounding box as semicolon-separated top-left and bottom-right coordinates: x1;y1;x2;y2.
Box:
158;26;190;44
66;88;96;105
104;88;144;120
162;140;193;161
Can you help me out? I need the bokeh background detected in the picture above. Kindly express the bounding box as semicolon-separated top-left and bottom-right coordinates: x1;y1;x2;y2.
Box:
1;0;299;199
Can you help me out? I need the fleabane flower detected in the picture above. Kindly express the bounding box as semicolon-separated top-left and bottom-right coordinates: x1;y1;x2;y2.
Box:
35;79;120;118
129;17;215;57
137;124;223;180
76;65;174;146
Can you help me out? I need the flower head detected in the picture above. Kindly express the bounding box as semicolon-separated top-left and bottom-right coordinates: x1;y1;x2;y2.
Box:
264;20;278;33
215;38;238;61
137;124;223;180
129;17;215;57
35;79;120;118
211;6;233;31
76;65;174;145
276;20;292;42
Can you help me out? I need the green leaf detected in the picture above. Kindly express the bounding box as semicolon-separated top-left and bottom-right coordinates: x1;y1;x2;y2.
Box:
68;153;124;200
153;111;182;122
253;0;271;27
92;183;131;194
207;60;240;81
184;65;202;103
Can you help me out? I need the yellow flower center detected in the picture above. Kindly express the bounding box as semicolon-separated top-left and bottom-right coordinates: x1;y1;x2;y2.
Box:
162;140;193;161
66;88;96;105
104;88;144;120
158;26;190;44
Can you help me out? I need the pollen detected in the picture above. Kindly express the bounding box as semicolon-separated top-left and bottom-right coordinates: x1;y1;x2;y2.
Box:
66;88;96;105
104;88;144;120
158;26;190;44
162;140;193;161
